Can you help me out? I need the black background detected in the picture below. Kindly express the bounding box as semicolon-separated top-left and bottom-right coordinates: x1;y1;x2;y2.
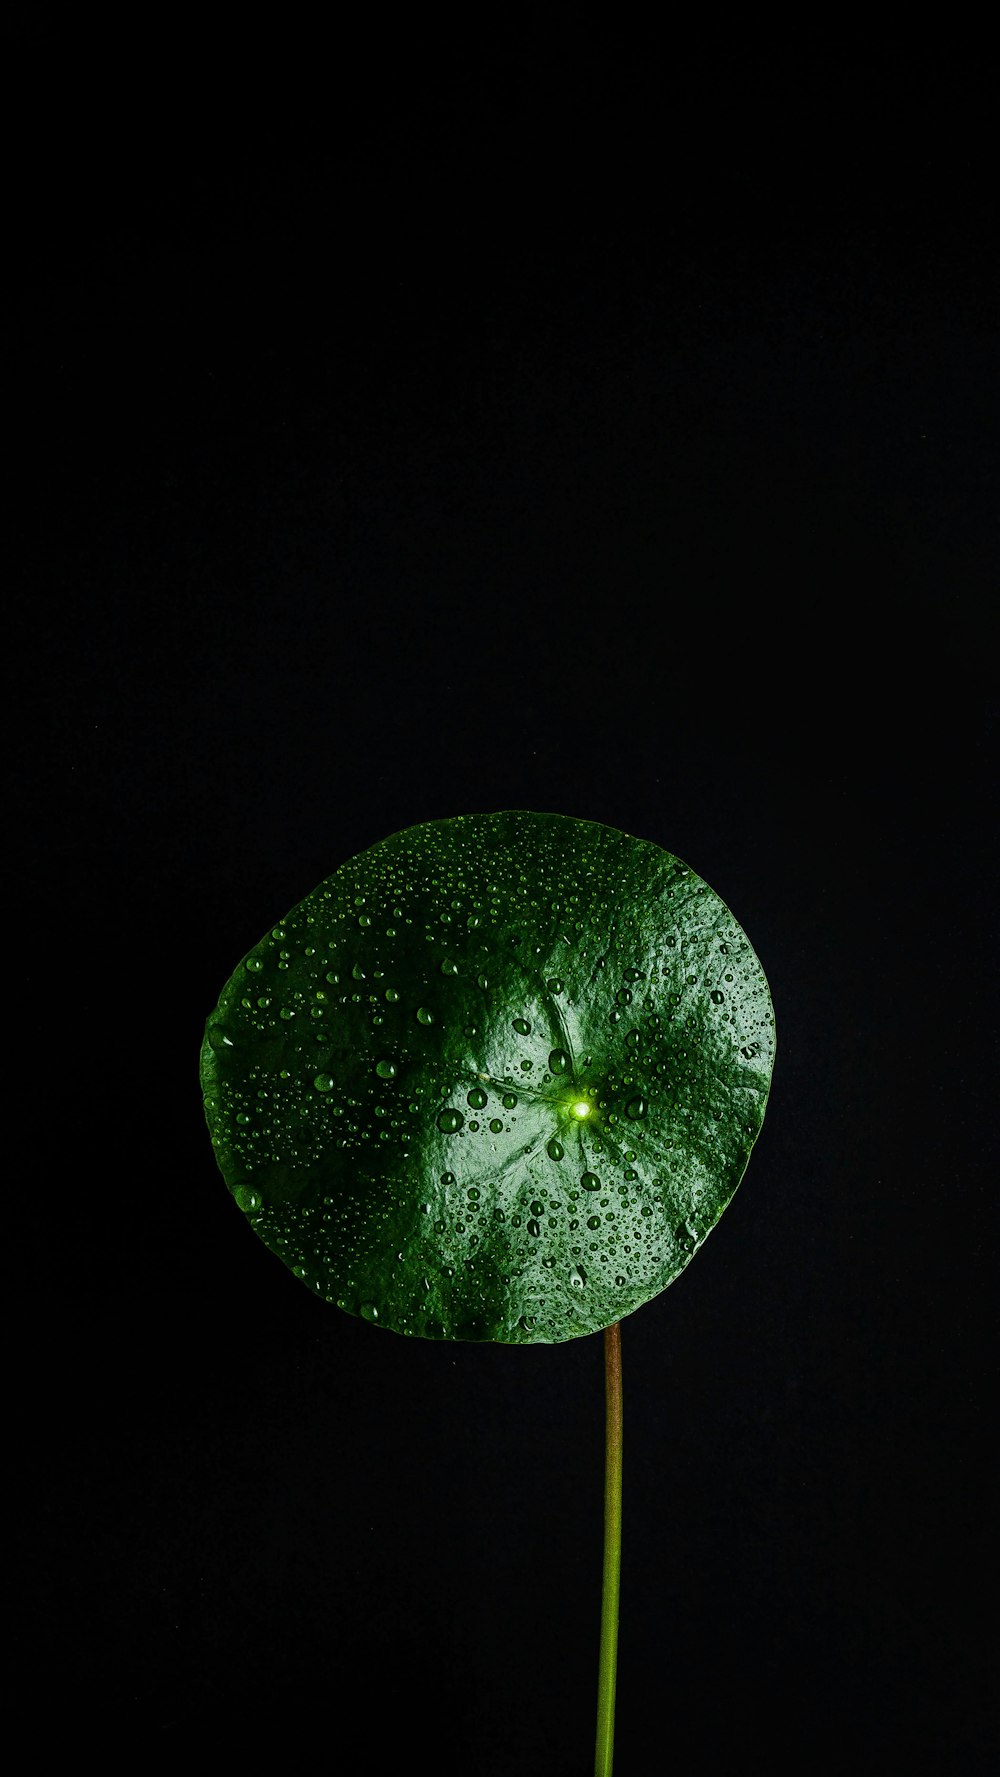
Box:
10;32;996;1773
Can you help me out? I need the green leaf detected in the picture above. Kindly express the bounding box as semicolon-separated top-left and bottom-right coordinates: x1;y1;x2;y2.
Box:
201;811;774;1343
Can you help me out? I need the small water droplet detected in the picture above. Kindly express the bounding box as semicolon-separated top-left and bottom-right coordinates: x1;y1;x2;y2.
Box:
440;958;459;975
547;977;564;994
528;1219;541;1237
245;956;263;973
710;989;724;1005
385;987;400;1002
581;1172;601;1191
489;1118;503;1133
467;1086;488;1110
416;1006;434;1025
314;1074;334;1092
375;1059;397;1079
359;1301;379;1321
502;1092;518;1109
512;1017;531;1035
546;1139;564;1161
587;1214;601;1230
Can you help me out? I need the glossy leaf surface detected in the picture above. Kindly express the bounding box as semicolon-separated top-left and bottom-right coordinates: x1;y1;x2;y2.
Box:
201;812;774;1342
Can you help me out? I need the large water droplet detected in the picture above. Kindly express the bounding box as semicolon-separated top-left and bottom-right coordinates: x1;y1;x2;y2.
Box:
512;1017;531;1035
314;1074;334;1092
245;956;263;973
416;1006;434;1025
625;1095;647;1120
437;1108;465;1133
581;1171;601;1191
467;1086;488;1110
375;1059;397;1079
548;1048;570;1075
546;1138;564;1161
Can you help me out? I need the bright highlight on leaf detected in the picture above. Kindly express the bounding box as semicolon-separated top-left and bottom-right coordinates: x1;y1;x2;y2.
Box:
201;810;775;1344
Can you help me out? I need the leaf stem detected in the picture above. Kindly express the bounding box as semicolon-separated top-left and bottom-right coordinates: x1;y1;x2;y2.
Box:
595;1320;623;1777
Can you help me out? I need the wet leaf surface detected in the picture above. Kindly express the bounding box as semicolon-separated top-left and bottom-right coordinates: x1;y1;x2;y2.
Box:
201;811;774;1341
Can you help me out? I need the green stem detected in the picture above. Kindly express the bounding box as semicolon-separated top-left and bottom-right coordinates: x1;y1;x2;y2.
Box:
595;1320;623;1777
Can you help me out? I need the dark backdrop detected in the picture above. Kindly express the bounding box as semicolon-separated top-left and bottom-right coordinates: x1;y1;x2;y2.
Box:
10;34;995;1774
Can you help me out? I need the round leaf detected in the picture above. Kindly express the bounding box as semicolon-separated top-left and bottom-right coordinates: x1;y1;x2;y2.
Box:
201;811;775;1342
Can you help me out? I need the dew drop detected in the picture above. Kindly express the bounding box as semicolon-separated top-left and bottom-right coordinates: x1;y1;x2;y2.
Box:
437;1108;465;1133
512;1017;531;1035
587;1215;601;1230
440;958;459;975
711;989;724;1004
546;1138;564;1162
245;956;263;973
548;1048;570;1075
625;1096;648;1120
581;1172;601;1191
359;1302;380;1321
416;1006;434;1025
313;1074;334;1092
489;1118;503;1133
467;1086;488;1110
375;1059;397;1079
502;1092;518;1109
